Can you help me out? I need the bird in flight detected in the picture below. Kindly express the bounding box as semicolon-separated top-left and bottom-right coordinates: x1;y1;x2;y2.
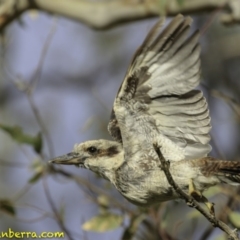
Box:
50;14;240;214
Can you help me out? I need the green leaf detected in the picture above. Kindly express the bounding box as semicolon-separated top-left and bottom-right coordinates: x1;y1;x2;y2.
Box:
97;195;109;208
187;209;201;219
28;171;43;183
204;186;222;198
229;211;240;228
122;214;146;240
82;213;123;232
0;199;15;216
176;0;185;6
0;124;42;154
213;233;226;240
33;132;42;154
59;202;65;222
28;159;45;183
158;0;167;16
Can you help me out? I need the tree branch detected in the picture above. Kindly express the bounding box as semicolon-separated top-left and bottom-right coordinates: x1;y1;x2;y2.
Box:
0;0;239;30
153;143;239;240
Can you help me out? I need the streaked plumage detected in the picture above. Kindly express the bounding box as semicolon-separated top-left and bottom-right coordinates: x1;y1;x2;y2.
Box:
50;15;240;208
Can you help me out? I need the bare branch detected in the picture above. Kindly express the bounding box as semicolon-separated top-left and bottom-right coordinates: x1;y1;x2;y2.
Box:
51;166;134;214
0;159;27;168
0;0;239;30
26;83;55;159
28;17;58;91
212;90;240;119
14;213;50;223
153;144;239;240
42;175;74;240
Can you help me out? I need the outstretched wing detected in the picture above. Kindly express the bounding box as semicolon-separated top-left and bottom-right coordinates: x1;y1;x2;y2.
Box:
108;14;211;160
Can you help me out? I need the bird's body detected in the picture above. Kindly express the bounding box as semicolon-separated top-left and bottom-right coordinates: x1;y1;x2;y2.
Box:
50;14;240;209
111;98;192;206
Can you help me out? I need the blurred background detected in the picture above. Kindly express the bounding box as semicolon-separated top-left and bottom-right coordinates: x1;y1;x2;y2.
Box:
0;3;240;240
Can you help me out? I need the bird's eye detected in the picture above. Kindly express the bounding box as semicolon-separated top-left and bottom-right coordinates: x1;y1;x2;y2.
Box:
87;146;98;154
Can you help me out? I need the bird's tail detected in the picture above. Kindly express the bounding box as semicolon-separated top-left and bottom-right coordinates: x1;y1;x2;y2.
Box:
196;157;240;185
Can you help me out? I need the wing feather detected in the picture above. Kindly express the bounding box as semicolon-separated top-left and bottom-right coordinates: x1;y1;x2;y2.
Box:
108;14;211;161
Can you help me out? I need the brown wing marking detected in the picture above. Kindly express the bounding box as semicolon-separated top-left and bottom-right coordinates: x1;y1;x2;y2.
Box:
108;109;122;143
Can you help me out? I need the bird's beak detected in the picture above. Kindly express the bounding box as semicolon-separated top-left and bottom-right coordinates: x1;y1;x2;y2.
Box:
49;152;85;165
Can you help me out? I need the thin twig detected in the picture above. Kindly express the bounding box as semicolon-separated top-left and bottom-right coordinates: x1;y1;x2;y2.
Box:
51;167;134;214
153;143;239;240
12;184;33;202
27;94;54;158
25;18;58;159
0;159;27;168
210;133;226;160
212;90;240;119
42;175;74;240
28;17;58;91
14;214;50;223
199;3;226;36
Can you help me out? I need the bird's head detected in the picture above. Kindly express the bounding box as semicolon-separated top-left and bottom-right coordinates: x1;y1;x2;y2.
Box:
49;139;123;180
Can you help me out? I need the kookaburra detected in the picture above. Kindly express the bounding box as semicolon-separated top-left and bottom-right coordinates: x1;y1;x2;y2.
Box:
50;15;240;212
